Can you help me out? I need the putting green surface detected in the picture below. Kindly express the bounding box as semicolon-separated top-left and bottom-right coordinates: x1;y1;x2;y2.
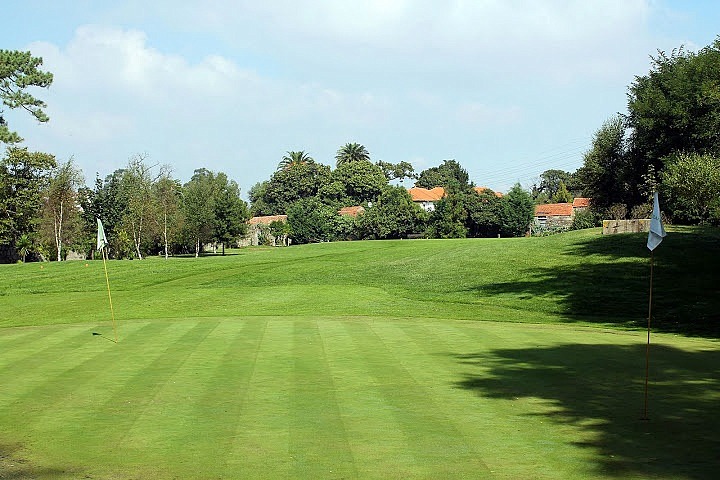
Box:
1;316;718;479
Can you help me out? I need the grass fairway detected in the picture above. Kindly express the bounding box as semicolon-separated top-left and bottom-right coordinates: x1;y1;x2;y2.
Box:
1;228;719;479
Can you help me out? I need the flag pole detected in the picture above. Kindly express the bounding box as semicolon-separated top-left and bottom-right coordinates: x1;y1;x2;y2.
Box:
101;245;118;343
642;250;654;420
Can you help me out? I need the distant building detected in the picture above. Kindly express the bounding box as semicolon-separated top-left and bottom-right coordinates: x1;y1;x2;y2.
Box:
242;215;289;246
338;206;365;217
534;198;592;229
407;187;446;212
534;203;574;229
474;186;503;197
572;197;590;210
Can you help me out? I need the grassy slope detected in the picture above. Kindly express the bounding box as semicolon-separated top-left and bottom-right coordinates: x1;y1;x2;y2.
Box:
1;227;718;333
0;227;719;479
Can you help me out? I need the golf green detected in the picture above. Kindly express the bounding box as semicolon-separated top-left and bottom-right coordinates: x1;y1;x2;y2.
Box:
1;316;717;479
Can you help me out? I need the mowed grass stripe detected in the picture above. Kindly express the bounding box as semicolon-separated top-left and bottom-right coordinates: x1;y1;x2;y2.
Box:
224;318;293;479
0;326;58;354
2;322;168;431
290;319;357;479
34;320;218;469
0;326;99;377
136;318;269;477
381;321;591;478
342;320;492;478
317;319;416;478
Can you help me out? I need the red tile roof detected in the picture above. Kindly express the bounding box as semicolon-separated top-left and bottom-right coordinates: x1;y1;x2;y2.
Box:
572;197;590;208
248;215;288;225
408;187;446;202
535;203;573;216
474;186;503;197
338;206;365;217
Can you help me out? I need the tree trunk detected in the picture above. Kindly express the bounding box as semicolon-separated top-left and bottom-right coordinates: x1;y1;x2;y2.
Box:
54;200;63;262
163;211;169;260
195;237;200;258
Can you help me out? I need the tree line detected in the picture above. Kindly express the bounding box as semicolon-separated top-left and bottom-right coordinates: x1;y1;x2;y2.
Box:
3;34;719;261
0;149;249;262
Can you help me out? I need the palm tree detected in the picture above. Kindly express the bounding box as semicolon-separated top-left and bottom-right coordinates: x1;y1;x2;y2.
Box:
16;234;32;263
277;151;314;170
335;142;370;167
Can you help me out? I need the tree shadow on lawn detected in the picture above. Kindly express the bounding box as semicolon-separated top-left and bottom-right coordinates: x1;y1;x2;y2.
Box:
472;229;720;336
0;442;73;479
454;343;720;479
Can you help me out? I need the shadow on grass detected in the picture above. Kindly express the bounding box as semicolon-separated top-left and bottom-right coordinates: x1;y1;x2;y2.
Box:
0;442;73;479
473;228;720;336
455;343;720;479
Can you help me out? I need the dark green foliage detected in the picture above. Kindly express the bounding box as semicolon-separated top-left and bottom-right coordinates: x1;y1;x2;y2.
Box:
212;172;249;246
331;160;387;205
570;209;599;230
248;181;272;216
376;160;416;183
0;50;53;144
467;189;504;237
262;161;332;215
183;168;248;255
661;152;720;225
576;115;632;213
533;169;578;202
287;197;336;243
426;192;468;238
579;37;720;220
552;180;572;203
358;186;423;239
500;184;534;237
415;159;471;190
627;39;720;168
0;147;56;262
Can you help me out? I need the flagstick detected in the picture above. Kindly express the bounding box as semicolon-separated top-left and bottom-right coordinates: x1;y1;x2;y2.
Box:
101;247;118;343
643;250;654;420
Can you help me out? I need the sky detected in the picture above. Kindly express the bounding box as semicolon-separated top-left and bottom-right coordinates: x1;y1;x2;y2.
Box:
4;1;719;198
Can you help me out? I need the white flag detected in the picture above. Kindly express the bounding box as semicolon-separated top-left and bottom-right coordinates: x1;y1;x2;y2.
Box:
97;218;108;251
647;192;666;251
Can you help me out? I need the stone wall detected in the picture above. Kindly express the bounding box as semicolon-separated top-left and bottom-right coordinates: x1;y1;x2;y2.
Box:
602;219;650;235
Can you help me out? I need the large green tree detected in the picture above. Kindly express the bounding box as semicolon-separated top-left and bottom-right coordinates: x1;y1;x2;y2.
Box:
183;169;218;257
211;172;249;253
0;50;53;145
331;160;388;205
121;155;157;260
500;184;534;237
286;197;335;244
358;186;424;239
42;158;84;261
153;171;183;259
262;161;332;214
576;115;632;213
579;37;720;219
415;159;471;190
0;147;56;262
661;152;720;225
627;39;720;172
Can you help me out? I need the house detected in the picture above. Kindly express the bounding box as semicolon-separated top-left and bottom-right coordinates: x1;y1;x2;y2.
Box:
242;215;289;246
534;197;592;230
407;187;445;212
338;206;365;217
534;203;574;229
474;186;503;197
572;197;590;210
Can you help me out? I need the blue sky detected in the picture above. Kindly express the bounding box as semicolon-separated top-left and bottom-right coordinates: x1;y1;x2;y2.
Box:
4;1;719;197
